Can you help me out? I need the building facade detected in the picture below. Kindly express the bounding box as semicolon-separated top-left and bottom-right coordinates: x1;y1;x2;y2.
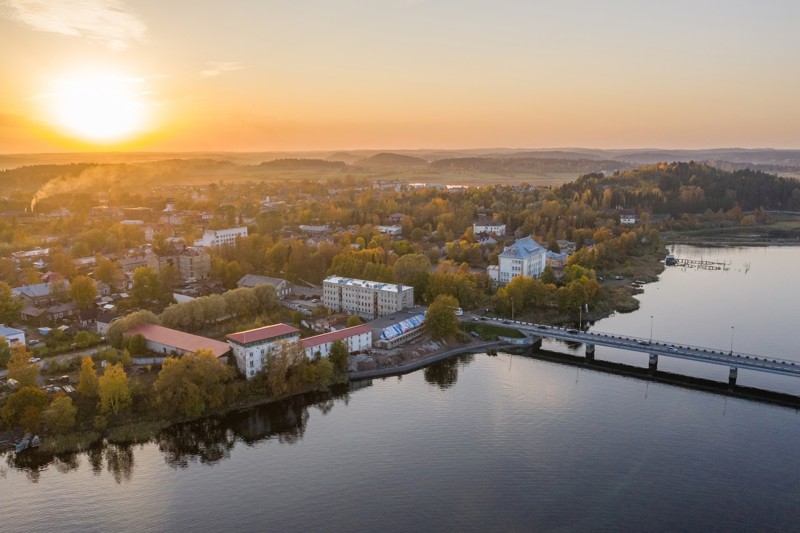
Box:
194;227;248;248
300;324;372;359
226;324;300;379
473;221;506;236
323;276;414;320
178;250;211;280
237;274;292;298
489;236;547;285
0;324;25;347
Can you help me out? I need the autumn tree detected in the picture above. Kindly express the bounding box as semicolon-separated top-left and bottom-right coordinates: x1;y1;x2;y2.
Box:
131;266;161;305
77;356;99;399
70;275;98;309
425;294;461;340
0;386;49;431
0;281;23;324
7;346;39;387
107;309;160;348
41;395;77;434
392;253;431;302
153;349;235;419
345;315;362;327
98;363;131;415
0;337;11;368
94;255;122;288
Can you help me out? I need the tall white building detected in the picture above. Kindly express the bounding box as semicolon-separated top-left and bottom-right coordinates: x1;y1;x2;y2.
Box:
473;221;506;236
323;276;414;320
194;227;248;248
488;236;547;285
226;323;300;380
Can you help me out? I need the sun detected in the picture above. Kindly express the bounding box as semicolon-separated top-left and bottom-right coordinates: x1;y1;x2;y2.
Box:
47;71;149;143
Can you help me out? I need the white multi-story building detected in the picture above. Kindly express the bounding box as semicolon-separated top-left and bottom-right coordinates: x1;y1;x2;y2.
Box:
488;236;547;285
473;220;506;236
194;227;248;248
226;323;300;379
300;324;372;359
376;225;402;235
323;276;414;320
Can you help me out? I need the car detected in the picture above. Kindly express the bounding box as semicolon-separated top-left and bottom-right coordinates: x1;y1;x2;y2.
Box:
636;340;650;345
28;357;42;363
566;329;579;334
470;331;480;338
536;324;548;329
614;275;624;280
667;346;677;352
502;320;510;324
597;276;604;281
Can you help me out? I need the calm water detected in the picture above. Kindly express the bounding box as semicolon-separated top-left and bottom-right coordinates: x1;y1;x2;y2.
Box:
3;246;800;532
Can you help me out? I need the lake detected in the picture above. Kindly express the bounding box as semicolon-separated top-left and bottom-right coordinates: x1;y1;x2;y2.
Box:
3;246;800;532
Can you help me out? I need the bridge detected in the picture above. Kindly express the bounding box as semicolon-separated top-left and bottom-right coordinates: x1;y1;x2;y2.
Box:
467;316;800;385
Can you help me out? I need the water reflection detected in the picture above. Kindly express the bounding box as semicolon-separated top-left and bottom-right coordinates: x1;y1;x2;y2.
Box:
424;354;474;389
4;384;356;481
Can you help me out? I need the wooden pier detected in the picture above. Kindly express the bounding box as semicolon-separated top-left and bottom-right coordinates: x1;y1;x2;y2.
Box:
668;257;730;270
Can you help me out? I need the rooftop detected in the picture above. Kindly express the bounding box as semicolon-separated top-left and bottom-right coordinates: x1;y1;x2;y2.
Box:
237;274;289;288
0;324;24;336
127;323;231;358
226;323;299;345
499;236;546;259
324;276;413;293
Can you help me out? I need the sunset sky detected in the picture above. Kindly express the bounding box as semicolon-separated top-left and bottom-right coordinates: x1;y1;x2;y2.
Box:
1;0;798;152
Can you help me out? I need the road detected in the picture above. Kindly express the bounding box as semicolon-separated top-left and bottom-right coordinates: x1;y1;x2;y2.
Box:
0;344;109;379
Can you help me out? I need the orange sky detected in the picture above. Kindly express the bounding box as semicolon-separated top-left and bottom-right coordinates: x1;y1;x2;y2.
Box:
1;0;799;153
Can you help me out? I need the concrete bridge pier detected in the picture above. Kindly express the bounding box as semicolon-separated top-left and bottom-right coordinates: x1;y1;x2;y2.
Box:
585;344;595;361
648;353;658;373
728;367;738;387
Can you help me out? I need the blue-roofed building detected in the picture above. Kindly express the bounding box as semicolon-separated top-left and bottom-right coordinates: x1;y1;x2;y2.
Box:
0;324;25;347
488;236;546;285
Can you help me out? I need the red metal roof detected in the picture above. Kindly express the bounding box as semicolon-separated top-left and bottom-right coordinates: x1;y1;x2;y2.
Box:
127;323;230;358
226;323;299;345
300;324;371;349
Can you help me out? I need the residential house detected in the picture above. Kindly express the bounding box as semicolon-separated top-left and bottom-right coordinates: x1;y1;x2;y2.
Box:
236;274;293;298
300;324;373;359
0;324;25;347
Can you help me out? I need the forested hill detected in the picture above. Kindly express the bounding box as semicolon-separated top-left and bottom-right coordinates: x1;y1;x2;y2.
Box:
430;157;624;174
558;162;800;214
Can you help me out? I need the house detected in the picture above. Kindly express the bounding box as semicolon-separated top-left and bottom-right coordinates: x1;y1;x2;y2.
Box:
178;249;211;280
226;324;301;379
299;225;330;234
488;236;547;285
0;324;25;347
194;227;248;248
300;324;373;359
126;323;231;358
12;280;70;307
117;253;160;275
619;209;638;225
376;225;402;236
323;276;414;320
473;218;506;236
545;250;568;270
556;240;576;255
388;213;405;224
96;311;122;335
236;274;292;298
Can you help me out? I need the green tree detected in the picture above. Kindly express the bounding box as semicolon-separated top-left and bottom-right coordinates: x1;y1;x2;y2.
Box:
126;333;147;355
70;275;98;310
78;356;99;398
329;339;349;374
50;251;77;279
392;253;431;301
94;255;122;288
153;349;235;418
425;294;461;340
0;386;49;431
345;315;363;328
7;346;39;387
314;357;334;387
131;266;161;305
0;281;23;324
98;363;131;415
107;310;160;348
41;395;77;434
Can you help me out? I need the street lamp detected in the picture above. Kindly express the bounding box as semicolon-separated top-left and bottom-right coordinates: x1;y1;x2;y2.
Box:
511;297;515;320
579;305;582;330
729;326;734;355
650;315;654;343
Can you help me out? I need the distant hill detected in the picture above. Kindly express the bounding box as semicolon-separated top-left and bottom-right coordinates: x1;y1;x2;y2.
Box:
257;158;349;171
326;152;362;164
430;157;627;174
356;152;429;168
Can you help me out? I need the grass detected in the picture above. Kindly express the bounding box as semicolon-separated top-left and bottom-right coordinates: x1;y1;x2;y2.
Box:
40;431;101;454
106;420;169;445
462;322;526;340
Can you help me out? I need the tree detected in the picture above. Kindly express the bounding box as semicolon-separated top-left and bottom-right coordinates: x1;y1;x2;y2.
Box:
425;294;461;340
0;386;49;431
41;395;77;434
159;263;181;295
50;251;77;279
7;346;39;387
126;333;147;355
0;337;11;368
78;356;99;398
98;363;131;415
70;275;98;310
0;281;23;324
94;255;122;288
107;310;160;348
131;266;161;305
329;339;349;374
392;253;431;301
153;349;235;418
345;315;363;327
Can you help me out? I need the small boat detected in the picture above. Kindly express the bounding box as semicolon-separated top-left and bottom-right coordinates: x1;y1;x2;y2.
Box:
15;433;41;454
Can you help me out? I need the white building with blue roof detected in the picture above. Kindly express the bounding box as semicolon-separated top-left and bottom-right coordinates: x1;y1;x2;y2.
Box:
0;324;25;347
488;236;547;285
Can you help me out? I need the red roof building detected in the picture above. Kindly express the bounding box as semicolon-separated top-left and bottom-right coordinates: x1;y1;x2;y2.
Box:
126;323;230;358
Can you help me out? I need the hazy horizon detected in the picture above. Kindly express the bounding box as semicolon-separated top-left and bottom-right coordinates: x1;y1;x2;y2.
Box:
2;1;798;153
